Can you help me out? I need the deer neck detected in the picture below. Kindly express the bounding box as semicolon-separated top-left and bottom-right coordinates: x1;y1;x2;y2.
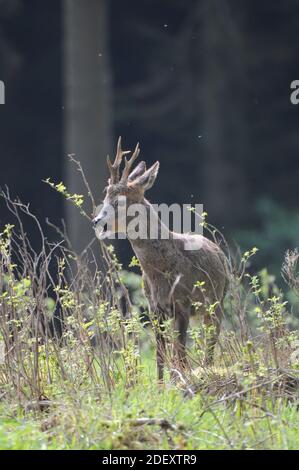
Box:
127;198;172;265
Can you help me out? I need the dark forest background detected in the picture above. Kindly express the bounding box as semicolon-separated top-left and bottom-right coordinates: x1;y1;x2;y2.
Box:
0;0;299;278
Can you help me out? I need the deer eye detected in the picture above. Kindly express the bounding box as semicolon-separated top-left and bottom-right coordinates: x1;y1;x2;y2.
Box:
113;196;126;209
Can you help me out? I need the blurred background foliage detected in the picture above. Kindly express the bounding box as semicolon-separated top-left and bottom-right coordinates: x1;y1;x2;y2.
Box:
237;199;299;279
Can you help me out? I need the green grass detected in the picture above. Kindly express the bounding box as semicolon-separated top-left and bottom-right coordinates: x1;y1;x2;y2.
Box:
0;193;298;451
0;416;48;450
0;349;298;450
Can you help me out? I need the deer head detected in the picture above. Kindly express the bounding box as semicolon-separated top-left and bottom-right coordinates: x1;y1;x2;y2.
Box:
92;137;159;239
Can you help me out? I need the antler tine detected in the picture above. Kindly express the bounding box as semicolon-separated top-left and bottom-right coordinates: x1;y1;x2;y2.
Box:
107;136;131;183
120;142;140;183
115;136;131;166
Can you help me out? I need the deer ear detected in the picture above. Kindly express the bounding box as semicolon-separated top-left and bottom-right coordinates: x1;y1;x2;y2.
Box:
128;161;146;182
132;161;159;191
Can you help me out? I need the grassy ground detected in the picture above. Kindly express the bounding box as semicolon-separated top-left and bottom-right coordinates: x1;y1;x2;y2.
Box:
0;346;298;450
0;191;298;450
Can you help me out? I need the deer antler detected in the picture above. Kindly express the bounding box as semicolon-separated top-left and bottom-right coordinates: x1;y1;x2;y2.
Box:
106;137;131;184
120;142;140;184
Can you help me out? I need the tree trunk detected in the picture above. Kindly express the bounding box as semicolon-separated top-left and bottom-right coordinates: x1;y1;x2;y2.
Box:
199;0;249;229
63;0;112;253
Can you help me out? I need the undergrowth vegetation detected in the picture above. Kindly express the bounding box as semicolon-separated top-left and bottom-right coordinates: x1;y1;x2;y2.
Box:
0;178;298;450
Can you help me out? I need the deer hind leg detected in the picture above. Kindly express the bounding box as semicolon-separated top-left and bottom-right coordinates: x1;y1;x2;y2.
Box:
203;303;223;366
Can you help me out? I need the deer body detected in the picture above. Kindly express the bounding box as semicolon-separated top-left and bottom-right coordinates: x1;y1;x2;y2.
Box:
93;138;228;380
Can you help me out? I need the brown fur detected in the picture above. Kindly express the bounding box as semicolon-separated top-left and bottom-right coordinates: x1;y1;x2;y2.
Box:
93;139;229;380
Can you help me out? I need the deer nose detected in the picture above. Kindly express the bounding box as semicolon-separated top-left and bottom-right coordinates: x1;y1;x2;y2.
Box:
92;210;107;227
92;216;102;227
92;217;99;227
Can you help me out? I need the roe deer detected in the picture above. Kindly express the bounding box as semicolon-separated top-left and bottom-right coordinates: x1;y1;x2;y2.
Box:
92;138;228;380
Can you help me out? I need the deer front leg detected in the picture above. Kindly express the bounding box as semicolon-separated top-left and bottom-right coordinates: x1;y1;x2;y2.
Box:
173;310;189;372
152;305;169;382
144;281;167;381
155;328;166;382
